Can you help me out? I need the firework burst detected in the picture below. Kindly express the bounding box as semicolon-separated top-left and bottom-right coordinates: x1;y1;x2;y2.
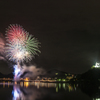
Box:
5;24;41;62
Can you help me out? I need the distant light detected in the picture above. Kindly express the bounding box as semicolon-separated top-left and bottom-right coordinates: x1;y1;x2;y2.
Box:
59;79;61;81
55;73;58;75
65;74;67;76
62;79;66;81
94;62;100;68
24;77;29;81
93;98;100;100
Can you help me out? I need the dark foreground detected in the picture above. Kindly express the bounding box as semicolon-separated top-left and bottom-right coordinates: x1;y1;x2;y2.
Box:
0;81;99;100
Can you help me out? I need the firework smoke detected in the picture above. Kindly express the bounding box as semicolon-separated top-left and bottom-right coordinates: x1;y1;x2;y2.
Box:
0;33;6;60
21;65;45;78
14;65;45;81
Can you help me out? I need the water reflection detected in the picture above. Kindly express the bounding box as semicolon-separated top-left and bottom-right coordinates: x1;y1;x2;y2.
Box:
0;81;98;100
79;82;100;100
24;82;77;92
11;82;78;100
12;85;21;100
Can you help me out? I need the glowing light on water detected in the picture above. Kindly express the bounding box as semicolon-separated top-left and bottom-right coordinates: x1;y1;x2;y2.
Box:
3;81;5;88
12;86;20;100
68;84;73;92
24;82;29;88
63;83;65;89
59;83;61;89
56;87;58;92
12;90;19;100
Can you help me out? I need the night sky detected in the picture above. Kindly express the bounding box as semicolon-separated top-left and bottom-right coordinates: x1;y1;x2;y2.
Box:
0;0;100;74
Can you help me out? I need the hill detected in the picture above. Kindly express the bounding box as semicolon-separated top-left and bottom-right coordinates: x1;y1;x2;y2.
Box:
0;72;13;78
79;68;100;83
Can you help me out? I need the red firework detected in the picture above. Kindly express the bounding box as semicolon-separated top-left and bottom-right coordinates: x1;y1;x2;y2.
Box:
6;24;27;44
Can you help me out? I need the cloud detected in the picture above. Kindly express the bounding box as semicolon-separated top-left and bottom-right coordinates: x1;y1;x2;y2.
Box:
0;33;6;60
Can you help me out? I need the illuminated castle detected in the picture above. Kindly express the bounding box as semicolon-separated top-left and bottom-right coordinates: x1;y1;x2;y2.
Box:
91;62;100;68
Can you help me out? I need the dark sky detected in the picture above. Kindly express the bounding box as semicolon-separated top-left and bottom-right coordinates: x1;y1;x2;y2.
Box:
0;0;100;74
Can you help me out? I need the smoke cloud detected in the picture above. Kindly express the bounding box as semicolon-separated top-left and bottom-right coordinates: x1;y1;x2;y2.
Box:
16;65;46;80
0;33;6;60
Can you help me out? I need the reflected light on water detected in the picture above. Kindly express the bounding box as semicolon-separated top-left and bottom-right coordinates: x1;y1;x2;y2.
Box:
11;82;77;100
1;81;100;100
68;84;73;92
8;81;9;88
20;82;23;87
59;83;61;89
56;87;58;92
0;81;78;100
12;86;20;100
63;83;65;89
24;82;29;88
0;81;76;92
3;81;5;88
22;82;76;93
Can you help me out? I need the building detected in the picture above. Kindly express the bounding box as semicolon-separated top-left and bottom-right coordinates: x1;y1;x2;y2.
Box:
91;62;100;68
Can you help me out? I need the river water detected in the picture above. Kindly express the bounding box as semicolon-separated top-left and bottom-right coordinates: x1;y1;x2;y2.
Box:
0;81;99;100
